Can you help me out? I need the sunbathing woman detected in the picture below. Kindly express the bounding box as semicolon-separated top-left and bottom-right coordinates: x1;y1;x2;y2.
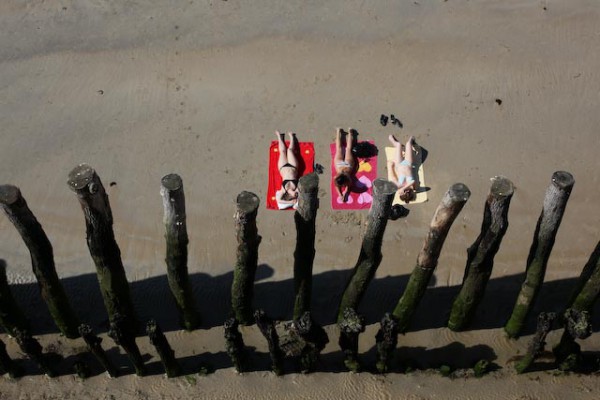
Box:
275;131;300;209
333;128;358;203
387;134;418;203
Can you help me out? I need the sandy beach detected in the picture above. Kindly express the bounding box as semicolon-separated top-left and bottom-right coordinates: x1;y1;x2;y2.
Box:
1;0;600;398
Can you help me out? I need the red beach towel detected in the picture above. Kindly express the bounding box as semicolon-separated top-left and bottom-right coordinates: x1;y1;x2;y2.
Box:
330;141;377;210
267;141;315;210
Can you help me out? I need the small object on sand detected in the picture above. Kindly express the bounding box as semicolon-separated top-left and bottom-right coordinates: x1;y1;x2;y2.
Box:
97;90;104;95
495;98;502;105
380;114;389;126
390;114;403;128
314;163;324;175
109;181;117;187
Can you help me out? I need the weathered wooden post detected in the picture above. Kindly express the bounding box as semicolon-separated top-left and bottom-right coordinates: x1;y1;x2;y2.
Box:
448;177;514;331
293;173;319;320
505;171;575;338
231;191;261;325
13;328;57;377
375;312;400;373
553;308;592;371
254;309;284;375
564;241;600;314
392;183;471;332
514;312;556;374
67;164;139;333
0;337;24;378
0;185;80;338
0;259;30;337
146;319;181;377
224;317;248;372
279;311;329;373
338;307;365;372
336;179;398;322
160;174;200;331
78;324;119;377
108;313;146;376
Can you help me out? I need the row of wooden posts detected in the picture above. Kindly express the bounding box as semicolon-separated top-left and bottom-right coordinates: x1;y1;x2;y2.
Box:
0;164;598;378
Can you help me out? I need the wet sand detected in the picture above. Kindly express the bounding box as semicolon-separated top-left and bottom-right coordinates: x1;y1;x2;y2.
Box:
1;0;600;398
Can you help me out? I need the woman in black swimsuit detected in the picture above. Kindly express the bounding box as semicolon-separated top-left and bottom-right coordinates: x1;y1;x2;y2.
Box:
275;131;300;209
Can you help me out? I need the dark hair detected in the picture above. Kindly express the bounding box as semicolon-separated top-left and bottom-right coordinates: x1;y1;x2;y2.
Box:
281;191;297;201
400;188;417;202
335;174;349;186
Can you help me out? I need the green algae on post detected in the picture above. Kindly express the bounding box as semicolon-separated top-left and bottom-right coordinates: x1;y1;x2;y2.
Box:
231;191;261;325
505;171;574;338
448;176;514;331
293;173;319;320
392;183;471;333
161;173;201;331
67;164;139;334
336;179;398;323
0;185;80;338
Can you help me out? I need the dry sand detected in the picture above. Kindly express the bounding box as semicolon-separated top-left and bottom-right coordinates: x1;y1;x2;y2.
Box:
1;0;600;398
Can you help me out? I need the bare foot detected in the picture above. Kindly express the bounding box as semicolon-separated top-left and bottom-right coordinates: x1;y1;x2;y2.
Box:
276;130;285;141
388;134;401;147
348;128;358;138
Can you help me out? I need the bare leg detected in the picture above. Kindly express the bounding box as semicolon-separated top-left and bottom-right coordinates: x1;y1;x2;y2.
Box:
334;128;344;164
404;136;415;165
345;128;357;165
389;134;404;164
287;132;299;168
387;160;397;184
276;131;288;170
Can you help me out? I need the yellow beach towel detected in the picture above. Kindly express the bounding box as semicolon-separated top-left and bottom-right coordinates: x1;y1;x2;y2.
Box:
385;145;428;205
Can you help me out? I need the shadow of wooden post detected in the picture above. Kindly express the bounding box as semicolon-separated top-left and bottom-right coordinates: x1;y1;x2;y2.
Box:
0;259;30;337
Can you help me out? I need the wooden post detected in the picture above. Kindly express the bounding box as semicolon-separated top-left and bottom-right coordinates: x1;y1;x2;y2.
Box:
553;308;592;371
0;337;24;378
108;313;146;376
254;309;284;375
336;179;398;322
294;311;329;373
231;191;261;325
375;312;399;373
505;171;575;338
337;307;365;372
78;324;119;378
565;241;600;314
224;317;247;373
392;183;471;332
160;174;200;331
13;328;57;377
0;259;30;337
147;319;181;378
67;164;138;333
0;185;80;338
293;173;319;320
514;312;556;374
448;177;514;331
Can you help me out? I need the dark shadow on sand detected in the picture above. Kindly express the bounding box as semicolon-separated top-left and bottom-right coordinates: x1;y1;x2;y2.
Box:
4;264;599;338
